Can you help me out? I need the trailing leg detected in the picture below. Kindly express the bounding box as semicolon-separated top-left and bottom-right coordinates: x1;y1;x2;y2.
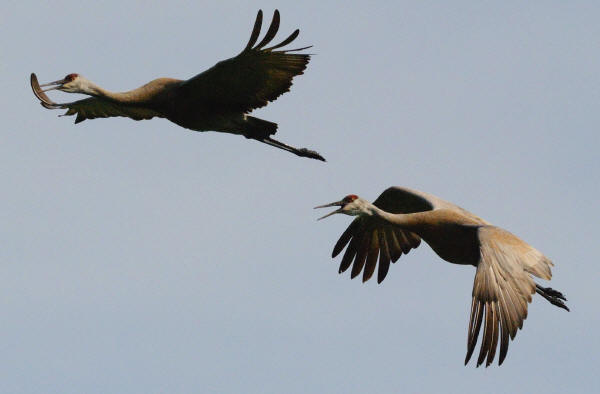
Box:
242;116;325;161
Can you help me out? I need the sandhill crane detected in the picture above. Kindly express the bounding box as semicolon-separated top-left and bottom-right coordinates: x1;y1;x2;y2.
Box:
30;10;324;161
315;187;569;367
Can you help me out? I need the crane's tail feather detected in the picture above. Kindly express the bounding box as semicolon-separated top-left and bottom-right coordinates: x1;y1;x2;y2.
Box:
243;116;278;139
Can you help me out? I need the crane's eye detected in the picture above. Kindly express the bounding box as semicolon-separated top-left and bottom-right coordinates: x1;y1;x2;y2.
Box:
65;73;78;82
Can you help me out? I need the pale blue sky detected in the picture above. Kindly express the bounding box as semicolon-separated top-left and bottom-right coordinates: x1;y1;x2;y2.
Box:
2;1;599;393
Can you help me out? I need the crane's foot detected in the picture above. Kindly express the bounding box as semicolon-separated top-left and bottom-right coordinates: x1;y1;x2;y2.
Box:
295;147;326;161
538;286;568;301
536;284;570;311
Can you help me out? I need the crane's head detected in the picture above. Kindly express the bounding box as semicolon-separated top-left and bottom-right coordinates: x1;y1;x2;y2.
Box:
315;194;372;220
39;73;87;93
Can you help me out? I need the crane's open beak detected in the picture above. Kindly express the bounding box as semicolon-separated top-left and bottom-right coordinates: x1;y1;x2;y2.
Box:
39;78;67;92
314;200;344;220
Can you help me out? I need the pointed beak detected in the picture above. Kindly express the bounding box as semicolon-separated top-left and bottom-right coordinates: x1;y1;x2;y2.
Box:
314;200;345;220
39;78;67;92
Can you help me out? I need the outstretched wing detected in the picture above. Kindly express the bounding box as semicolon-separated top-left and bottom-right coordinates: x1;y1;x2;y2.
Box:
30;73;159;123
465;226;553;367
332;216;422;284
177;10;311;113
331;187;446;284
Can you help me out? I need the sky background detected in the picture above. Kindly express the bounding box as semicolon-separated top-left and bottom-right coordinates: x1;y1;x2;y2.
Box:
2;1;599;393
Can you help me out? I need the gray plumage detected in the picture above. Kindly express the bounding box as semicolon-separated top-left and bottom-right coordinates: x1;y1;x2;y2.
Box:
316;186;569;367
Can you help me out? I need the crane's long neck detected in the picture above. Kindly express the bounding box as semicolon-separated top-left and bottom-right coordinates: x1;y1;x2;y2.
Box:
366;204;427;231
81;81;143;103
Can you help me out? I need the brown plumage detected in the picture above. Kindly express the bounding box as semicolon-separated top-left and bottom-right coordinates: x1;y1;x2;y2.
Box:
316;186;569;367
30;10;325;161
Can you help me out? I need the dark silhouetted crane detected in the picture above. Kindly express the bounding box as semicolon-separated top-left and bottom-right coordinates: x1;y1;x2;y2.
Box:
30;10;324;161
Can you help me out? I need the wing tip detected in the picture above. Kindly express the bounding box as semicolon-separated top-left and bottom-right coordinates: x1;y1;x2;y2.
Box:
245;10;311;53
244;10;264;50
30;72;61;109
253;8;281;50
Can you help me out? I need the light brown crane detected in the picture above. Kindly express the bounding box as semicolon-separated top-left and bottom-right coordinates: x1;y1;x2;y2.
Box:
315;186;568;367
30;10;324;161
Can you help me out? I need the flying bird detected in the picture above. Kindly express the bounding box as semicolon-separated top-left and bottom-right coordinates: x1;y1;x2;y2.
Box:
30;10;324;161
315;187;569;367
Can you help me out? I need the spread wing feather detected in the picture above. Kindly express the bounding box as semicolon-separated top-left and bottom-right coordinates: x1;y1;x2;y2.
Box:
330;187;444;284
177;10;311;114
464;226;553;367
64;98;159;123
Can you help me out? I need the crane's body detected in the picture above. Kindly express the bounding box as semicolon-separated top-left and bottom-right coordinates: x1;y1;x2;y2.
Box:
30;10;325;161
385;209;484;265
316;186;568;367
